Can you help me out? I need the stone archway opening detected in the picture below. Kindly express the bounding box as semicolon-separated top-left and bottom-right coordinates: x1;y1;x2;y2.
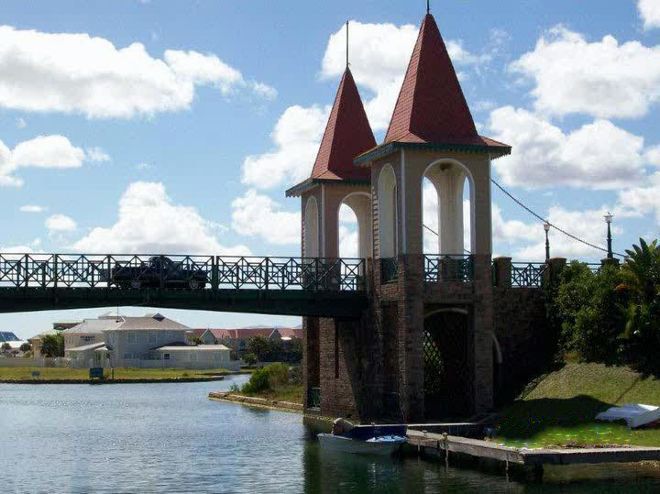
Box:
424;309;472;420
338;192;371;259
422;160;474;255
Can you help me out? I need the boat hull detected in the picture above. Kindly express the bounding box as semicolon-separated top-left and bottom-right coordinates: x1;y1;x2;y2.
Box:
317;433;404;456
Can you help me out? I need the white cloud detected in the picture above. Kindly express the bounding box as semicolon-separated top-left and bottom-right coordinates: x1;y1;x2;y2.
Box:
616;171;660;222
73;181;250;255
645;145;660;167
45;214;77;233
639;0;660;30
510;26;660;119
0;135;104;187
241;105;329;189
231;189;300;245
15;117;26;128
85;147;111;163
488;106;647;189
19;204;46;213
0;25;274;119
321;21;486;130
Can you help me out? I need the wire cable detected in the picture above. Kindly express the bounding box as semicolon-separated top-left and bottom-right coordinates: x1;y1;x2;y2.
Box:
490;178;625;258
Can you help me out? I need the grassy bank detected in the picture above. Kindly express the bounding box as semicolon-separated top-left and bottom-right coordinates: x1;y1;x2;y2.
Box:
0;366;230;382
230;363;303;404
495;363;660;448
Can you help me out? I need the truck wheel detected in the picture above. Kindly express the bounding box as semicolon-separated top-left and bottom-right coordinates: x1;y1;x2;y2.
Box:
188;280;199;289
131;280;141;289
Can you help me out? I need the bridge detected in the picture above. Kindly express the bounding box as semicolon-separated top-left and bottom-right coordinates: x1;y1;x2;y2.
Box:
0;252;555;318
0;253;369;317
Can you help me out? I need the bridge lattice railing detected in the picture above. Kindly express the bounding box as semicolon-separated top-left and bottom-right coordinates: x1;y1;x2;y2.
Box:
0;254;365;292
511;262;548;288
424;254;474;283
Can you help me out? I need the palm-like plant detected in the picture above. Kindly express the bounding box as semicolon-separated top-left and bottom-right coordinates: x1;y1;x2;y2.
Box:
620;238;659;306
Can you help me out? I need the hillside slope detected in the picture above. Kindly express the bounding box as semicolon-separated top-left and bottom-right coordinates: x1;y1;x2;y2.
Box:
495;363;660;447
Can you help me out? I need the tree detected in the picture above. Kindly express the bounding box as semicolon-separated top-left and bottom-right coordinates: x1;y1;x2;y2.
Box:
1;342;11;352
40;333;64;358
243;353;258;366
19;342;32;352
618;238;660;374
247;336;272;361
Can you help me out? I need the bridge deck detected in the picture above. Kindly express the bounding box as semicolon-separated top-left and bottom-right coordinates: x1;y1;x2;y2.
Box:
0;287;368;318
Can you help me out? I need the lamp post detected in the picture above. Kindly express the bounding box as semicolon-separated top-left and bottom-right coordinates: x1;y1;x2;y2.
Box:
604;212;614;259
543;222;551;262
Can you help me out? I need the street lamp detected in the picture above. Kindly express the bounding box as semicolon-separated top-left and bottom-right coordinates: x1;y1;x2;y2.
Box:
543;221;551;262
604;212;614;259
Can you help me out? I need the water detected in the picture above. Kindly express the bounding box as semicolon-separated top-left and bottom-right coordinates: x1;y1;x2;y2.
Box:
1;376;659;493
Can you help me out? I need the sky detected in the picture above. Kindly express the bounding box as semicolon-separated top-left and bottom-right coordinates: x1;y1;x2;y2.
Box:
1;0;659;339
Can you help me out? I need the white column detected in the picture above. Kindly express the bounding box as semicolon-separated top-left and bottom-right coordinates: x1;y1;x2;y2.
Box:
438;169;465;254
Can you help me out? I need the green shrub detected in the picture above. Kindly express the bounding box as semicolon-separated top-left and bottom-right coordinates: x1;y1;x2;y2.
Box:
240;363;292;394
241;367;270;394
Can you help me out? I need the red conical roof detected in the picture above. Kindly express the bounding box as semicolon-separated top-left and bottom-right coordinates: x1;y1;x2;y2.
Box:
385;14;479;144
310;68;376;180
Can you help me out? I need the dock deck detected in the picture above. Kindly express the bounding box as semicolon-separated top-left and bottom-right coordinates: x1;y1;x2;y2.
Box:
406;430;660;466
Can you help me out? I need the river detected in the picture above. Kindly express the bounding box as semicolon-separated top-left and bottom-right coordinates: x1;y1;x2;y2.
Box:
1;375;658;493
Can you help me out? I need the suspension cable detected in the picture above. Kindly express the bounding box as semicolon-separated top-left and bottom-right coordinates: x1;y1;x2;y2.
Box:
490;178;625;258
423;223;472;254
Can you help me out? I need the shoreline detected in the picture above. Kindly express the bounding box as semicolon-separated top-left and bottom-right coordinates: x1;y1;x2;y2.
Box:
209;391;303;413
0;375;227;385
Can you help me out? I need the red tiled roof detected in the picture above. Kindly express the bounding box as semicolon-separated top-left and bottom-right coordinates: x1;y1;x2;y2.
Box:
276;328;302;339
310;68;376;181
385;14;491;146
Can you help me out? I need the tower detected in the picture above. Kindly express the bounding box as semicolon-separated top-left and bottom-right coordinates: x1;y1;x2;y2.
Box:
288;12;511;422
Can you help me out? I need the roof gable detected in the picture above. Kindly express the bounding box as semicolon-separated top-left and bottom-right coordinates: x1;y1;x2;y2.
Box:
310;68;376;181
385;14;478;145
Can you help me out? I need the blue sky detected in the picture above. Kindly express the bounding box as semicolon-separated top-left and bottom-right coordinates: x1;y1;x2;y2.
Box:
1;0;658;339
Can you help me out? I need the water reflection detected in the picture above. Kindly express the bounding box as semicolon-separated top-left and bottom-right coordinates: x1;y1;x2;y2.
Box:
0;379;658;493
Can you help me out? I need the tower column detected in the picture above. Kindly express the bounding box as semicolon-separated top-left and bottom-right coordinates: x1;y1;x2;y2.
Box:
438;168;465;254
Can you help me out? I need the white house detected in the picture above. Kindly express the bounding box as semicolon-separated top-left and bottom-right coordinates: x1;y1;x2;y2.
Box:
64;313;236;370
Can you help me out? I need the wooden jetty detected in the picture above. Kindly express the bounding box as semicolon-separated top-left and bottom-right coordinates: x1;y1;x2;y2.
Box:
406;430;660;479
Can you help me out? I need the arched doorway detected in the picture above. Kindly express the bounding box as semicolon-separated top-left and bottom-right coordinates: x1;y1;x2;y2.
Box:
424;309;472;419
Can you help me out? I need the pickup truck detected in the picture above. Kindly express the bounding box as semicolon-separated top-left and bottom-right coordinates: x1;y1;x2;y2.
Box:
108;256;208;289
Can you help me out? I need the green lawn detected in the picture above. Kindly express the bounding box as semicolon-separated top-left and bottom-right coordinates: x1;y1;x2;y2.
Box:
495;363;660;448
240;383;303;403
0;366;230;381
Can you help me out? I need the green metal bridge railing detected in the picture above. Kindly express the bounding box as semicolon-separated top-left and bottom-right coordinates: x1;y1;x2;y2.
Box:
0;253;366;292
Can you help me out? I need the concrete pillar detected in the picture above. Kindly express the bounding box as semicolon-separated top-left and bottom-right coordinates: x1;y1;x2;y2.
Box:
472;254;494;413
492;257;512;288
545;257;567;285
302;317;320;410
438;169;465;254
396;254;425;422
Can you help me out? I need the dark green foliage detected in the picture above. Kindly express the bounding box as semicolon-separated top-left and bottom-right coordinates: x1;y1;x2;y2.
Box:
40;333;64;358
241;367;271;394
241;363;294;394
1;342;11;351
246;335;302;363
553;238;659;374
242;352;257;366
19;342;31;352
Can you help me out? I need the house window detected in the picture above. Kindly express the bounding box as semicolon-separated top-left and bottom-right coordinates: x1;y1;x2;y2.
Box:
163;353;170;360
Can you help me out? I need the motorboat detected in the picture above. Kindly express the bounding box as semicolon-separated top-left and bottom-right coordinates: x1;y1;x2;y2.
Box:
318;422;407;455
